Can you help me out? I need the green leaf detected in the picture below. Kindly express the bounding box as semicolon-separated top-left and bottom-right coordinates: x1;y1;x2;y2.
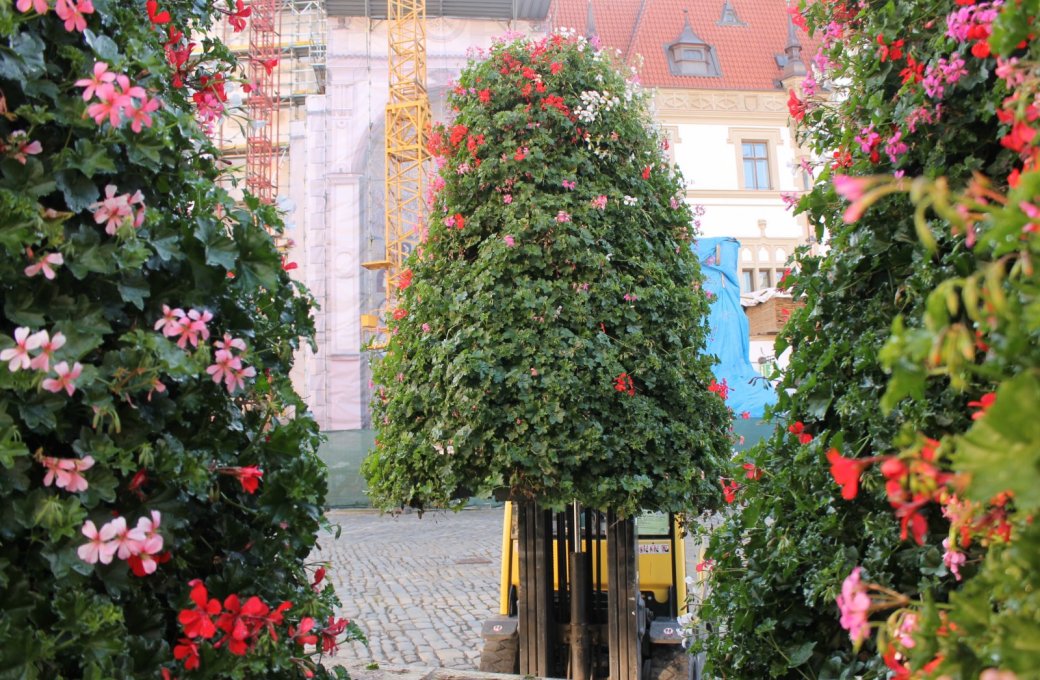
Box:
55;170;100;214
786;640;816;667
955;373;1040;510
197;218;238;270
64;139;117;179
117;272;150;310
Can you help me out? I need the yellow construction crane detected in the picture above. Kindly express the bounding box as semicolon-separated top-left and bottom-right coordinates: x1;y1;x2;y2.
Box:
361;0;429;349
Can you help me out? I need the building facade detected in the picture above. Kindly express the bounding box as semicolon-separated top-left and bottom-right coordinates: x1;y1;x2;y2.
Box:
240;0;811;432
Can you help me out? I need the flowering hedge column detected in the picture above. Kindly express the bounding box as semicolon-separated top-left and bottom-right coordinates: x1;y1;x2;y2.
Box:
0;1;357;677
364;32;732;516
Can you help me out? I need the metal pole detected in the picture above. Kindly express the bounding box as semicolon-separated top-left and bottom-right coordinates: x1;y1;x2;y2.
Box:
569;502;589;680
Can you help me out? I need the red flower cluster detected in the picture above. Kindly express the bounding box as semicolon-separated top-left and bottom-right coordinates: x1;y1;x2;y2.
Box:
217;465;264;494
787;421;813;445
613;372;635;396
720;478;741;504
175;580;294;670
707;378;729;401
397;268;413;290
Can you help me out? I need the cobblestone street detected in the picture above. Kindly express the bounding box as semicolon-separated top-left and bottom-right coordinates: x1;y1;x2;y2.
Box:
315;507;503;671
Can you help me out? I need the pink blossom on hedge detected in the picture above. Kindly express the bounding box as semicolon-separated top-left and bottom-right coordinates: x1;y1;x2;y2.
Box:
41;361;82;396
24;251;63;280
74;62;115;100
15;0;49;14
55;0;94;32
223;364;256;393
591;195;607;210
836;566;872;645
206;349;243;387
135;510;164;555
29;330;65;372
77;519;119;565
0;327;42;372
40;455;94;492
155;304;186;337
109;516;148;560
173;309;213;349
7;131;42;164
884;130;908;164
504;235;515;247
942;537;966;580
89;184;145;235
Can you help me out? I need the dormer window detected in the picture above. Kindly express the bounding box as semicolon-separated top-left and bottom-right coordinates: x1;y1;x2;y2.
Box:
717;0;746;26
666;11;721;77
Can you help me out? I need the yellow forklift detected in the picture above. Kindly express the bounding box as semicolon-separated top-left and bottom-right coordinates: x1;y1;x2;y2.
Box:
478;502;703;680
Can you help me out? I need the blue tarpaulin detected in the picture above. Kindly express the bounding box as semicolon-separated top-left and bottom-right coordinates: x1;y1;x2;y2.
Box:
695;237;777;418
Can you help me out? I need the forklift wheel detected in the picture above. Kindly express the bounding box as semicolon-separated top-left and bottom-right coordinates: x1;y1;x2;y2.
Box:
648;644;691;680
478;636;520;675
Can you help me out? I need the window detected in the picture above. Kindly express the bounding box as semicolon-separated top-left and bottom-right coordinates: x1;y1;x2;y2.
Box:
727;128;782;192
741;269;754;293
757;268;772;290
742;141;771;190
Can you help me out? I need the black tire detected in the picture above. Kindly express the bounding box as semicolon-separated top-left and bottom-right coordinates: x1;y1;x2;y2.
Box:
648;644;690;680
478;636;520;674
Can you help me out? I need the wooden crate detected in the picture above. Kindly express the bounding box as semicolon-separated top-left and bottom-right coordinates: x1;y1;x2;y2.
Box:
745;295;803;335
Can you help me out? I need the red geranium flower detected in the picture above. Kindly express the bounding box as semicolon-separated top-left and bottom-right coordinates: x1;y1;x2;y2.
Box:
826;448;867;500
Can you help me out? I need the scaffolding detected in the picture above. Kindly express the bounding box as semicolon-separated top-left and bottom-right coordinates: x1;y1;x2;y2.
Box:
246;0;281;204
362;0;429;349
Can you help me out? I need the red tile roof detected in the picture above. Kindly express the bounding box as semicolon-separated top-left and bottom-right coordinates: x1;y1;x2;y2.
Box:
549;0;805;91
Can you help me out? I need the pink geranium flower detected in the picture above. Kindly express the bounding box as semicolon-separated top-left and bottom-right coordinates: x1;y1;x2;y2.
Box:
108;516;147;560
16;0;50;14
55;0;94;32
837;566;872;644
24;251;64;279
41;454;94;492
154;304;186;337
0;327;42;372
42;361;83;396
74;62;115;101
28;330;65;372
77;519;119;565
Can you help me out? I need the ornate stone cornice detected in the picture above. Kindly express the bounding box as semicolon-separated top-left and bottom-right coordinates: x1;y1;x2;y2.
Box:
653;88;788;120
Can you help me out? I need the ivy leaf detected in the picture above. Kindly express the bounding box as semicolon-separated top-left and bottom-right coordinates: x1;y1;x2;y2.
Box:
55;170;100;214
64;139;117;179
82;29;120;63
196;218;238;270
0;32;46;81
955;373;1040;510
786;641;816;667
117;272;150;310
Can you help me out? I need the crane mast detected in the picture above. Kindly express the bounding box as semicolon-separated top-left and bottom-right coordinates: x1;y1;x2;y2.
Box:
362;0;429;349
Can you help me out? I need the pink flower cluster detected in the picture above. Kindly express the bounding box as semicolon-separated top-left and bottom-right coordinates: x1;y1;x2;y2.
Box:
942;537;966;580
923;55;967;99
40;454;94;492
75;62;160;132
155;305;213;349
16;0;95;32
78;511;164;574
836;566;871;644
89;183;146;235
591;195;608;210
0;327;80;393
206;334;257;394
946;1;1001;40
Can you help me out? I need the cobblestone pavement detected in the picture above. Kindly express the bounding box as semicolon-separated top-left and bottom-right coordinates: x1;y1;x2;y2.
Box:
314;506;704;674
314;507;503;671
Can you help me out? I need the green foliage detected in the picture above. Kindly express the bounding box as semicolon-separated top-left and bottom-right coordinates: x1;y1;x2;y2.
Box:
694;0;1021;676
0;2;350;677
364;33;732;516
